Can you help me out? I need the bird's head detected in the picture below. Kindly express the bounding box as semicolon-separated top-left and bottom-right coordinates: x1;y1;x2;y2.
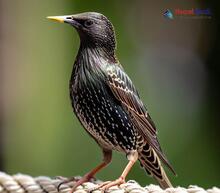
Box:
47;12;116;54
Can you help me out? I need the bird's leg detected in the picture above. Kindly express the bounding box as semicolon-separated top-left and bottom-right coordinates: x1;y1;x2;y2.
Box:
62;149;112;193
91;151;138;192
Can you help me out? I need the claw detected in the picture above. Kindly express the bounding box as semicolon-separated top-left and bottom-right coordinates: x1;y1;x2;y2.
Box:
102;177;125;191
88;181;111;192
57;176;76;191
88;178;125;192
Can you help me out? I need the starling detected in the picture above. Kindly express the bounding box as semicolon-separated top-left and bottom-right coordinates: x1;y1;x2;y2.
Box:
47;12;175;192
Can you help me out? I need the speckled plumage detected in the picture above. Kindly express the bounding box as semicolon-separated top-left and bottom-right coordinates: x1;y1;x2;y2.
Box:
48;12;175;190
70;46;138;153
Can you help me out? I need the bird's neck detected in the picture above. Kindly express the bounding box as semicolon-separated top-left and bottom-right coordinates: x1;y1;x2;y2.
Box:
71;44;116;89
78;42;117;64
74;44;116;76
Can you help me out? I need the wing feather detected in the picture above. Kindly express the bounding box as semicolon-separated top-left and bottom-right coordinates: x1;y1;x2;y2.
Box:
107;65;175;174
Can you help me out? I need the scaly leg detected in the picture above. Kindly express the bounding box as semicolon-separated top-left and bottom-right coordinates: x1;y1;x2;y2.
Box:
58;149;112;193
91;151;138;192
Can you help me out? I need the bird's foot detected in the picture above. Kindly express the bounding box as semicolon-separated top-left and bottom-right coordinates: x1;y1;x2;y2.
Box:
56;176;77;191
57;174;95;193
89;176;125;192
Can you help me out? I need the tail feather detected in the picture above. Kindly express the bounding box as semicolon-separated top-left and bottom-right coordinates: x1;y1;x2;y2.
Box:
139;143;173;189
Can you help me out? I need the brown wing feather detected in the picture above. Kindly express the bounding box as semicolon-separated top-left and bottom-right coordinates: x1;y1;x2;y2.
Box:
107;65;175;174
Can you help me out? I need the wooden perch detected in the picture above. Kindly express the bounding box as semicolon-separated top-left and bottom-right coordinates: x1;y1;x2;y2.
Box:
0;172;219;193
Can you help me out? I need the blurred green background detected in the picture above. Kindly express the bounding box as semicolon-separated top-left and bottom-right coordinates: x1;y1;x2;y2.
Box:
1;0;220;189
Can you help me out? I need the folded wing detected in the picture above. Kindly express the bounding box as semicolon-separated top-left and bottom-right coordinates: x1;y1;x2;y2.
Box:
106;65;175;174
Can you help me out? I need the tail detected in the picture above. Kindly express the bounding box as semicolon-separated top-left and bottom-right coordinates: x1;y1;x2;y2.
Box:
138;143;173;189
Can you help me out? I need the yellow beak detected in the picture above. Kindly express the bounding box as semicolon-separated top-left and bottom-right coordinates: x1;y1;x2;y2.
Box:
47;15;68;23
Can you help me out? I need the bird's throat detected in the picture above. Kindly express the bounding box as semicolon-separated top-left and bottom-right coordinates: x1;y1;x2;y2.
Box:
79;41;117;64
78;45;116;69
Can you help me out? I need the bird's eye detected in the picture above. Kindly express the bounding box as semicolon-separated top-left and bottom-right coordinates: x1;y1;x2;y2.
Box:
84;20;94;27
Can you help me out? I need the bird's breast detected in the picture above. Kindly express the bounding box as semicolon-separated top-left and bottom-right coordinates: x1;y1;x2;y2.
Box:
70;80;139;152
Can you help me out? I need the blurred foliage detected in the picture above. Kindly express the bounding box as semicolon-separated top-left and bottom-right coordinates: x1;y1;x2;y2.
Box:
1;0;220;189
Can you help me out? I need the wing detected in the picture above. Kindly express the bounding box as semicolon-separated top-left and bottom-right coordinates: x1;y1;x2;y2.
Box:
106;65;175;174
